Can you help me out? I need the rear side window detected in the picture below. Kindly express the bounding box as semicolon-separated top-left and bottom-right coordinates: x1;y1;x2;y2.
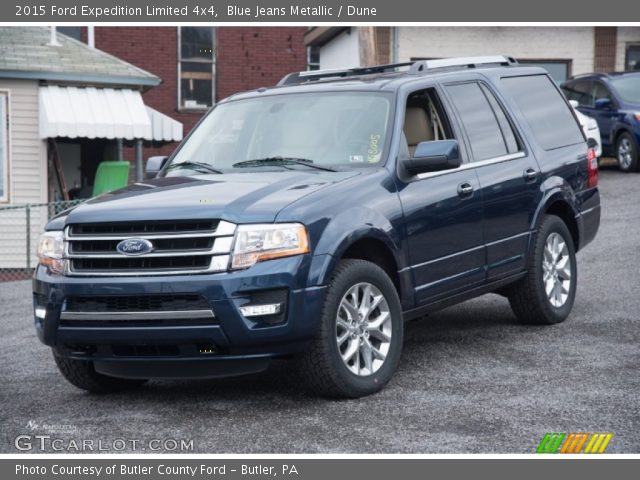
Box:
562;80;593;106
445;82;510;161
502;75;584;151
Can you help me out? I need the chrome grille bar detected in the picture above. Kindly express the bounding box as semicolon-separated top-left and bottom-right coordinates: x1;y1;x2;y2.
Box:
64;220;236;277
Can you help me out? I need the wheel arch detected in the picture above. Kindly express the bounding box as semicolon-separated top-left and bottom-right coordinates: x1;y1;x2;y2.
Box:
533;191;580;252
309;226;411;309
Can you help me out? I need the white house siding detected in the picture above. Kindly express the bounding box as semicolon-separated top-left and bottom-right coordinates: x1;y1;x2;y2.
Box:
615;27;640;71
0;79;47;269
319;29;361;70
396;27;596;76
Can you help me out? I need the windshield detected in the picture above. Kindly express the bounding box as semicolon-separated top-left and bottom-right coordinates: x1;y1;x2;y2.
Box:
611;76;640;104
164;92;392;175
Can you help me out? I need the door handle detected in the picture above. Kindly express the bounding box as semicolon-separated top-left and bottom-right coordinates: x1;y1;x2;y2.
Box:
523;168;538;182
457;182;474;197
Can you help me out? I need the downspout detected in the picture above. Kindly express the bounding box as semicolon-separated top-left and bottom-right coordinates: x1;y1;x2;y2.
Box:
392;27;399;63
87;26;95;48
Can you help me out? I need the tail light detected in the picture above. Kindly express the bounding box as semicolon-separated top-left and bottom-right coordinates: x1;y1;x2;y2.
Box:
587;147;598;188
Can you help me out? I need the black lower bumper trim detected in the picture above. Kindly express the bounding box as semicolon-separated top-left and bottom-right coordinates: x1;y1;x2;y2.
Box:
92;356;271;380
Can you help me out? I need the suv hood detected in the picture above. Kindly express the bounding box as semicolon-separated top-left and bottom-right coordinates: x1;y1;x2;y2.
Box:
63;171;360;226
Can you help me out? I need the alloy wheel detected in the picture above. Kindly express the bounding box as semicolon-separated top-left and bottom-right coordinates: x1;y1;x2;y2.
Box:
335;282;392;376
618;137;633;170
542;232;572;308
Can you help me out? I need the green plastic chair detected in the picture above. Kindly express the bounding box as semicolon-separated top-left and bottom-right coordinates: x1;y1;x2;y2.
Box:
92;161;130;197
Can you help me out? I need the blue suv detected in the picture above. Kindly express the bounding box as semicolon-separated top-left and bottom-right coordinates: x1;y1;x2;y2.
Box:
33;56;600;397
562;72;640;172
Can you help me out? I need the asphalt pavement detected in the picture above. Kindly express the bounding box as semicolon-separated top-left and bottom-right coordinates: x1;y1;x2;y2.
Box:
1;166;638;453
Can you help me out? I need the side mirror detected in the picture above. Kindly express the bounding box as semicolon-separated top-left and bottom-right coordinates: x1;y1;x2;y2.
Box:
594;98;612;110
145;156;168;179
403;140;461;175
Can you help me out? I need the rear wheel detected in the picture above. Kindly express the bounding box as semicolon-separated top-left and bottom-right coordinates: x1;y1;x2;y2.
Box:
507;215;577;324
616;132;639;172
54;354;147;393
299;259;403;398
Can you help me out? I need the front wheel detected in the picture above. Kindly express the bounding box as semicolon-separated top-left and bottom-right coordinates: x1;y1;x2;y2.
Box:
507;215;577;324
299;259;403;398
616;132;639;172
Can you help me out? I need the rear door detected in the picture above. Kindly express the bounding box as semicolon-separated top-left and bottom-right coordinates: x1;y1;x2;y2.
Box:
443;81;541;279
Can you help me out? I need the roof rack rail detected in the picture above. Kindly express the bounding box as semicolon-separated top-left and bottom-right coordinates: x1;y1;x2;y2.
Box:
278;62;414;86
408;55;518;74
277;56;518;86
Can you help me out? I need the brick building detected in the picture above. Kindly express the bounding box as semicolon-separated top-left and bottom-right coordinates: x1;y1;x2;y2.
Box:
61;26;307;163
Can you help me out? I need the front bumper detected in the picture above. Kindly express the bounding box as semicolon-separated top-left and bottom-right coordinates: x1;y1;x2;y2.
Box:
33;255;328;379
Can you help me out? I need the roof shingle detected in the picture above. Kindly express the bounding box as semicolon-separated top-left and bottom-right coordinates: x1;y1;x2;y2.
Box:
0;27;160;88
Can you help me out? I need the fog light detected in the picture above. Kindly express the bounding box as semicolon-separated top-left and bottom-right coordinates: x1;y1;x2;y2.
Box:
34;306;46;319
239;303;281;317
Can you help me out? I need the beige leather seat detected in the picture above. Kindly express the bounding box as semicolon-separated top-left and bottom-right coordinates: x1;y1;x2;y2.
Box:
403;107;434;156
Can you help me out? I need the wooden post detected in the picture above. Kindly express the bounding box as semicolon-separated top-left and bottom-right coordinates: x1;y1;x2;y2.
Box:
359;27;377;67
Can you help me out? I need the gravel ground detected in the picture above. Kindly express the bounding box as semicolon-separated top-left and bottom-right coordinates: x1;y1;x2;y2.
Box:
1;167;639;454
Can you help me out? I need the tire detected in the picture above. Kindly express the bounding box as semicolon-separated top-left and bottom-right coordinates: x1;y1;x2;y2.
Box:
299;259;403;398
507;215;577;325
616;132;639;172
54;353;147;393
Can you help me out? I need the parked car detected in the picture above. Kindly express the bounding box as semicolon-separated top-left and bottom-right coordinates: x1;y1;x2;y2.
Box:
562;72;640;172
570;100;602;157
33;56;600;398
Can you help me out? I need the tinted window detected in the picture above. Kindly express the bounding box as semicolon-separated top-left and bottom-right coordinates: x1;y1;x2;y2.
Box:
446;83;508;161
502;75;584;151
562;80;593;106
611;75;640;103
479;84;520;154
593;82;613;103
519;61;570;83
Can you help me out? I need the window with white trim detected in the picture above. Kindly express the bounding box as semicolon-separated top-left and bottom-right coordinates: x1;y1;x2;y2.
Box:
178;27;215;110
0;92;8;202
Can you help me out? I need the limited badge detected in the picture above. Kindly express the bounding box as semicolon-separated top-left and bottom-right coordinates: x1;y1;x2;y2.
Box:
349;155;364;163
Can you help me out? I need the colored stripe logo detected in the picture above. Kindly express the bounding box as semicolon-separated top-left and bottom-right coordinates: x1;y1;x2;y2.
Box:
537;432;613;454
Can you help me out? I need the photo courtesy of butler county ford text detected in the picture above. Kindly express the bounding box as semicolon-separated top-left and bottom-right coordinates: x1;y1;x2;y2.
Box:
0;0;640;477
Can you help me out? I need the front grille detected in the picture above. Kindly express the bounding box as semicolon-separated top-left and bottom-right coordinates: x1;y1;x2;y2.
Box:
66;295;211;313
70;220;217;236
65;219;236;276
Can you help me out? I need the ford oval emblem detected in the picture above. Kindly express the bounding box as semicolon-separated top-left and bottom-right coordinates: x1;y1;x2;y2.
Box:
116;238;154;256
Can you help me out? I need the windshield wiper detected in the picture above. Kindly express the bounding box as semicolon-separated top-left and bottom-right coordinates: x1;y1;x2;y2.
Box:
165;161;223;175
232;157;338;172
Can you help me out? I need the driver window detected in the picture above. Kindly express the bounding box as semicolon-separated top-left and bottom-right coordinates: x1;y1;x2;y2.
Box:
593;81;613;103
403;89;452;157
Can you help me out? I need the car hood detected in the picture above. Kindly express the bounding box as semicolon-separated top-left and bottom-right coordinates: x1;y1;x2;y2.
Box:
62;170;360;226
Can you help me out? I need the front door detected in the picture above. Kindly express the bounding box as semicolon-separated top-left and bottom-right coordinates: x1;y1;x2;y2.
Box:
397;86;485;305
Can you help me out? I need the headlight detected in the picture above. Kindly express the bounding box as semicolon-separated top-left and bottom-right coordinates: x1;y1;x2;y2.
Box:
231;223;309;269
37;231;65;273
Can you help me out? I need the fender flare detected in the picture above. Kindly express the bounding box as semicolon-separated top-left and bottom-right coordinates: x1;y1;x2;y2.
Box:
307;207;404;287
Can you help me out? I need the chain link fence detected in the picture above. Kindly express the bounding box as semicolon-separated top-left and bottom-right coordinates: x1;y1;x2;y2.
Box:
0;200;82;282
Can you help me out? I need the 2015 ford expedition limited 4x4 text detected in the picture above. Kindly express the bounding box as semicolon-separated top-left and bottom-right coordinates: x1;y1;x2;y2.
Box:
33;56;600;398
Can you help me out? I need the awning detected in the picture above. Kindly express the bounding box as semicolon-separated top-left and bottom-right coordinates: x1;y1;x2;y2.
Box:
145;106;183;142
39;85;183;142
